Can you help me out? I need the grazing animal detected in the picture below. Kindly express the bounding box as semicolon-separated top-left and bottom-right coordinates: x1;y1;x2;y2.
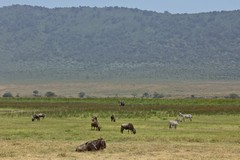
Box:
76;138;106;152
32;113;46;121
120;123;136;134
92;116;98;122
110;115;116;122
91;117;101;131
119;101;125;106
169;119;182;129
179;112;192;121
91;121;101;131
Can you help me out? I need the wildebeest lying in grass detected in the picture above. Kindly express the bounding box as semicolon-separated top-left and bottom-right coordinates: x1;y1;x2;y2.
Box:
110;115;116;122
75;138;106;152
32;113;46;121
121;123;136;134
169;118;182;129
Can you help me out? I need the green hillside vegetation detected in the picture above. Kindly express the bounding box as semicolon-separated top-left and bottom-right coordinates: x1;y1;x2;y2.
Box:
0;5;240;82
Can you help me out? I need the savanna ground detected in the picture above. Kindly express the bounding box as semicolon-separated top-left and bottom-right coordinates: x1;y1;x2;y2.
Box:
0;80;240;98
0;98;240;160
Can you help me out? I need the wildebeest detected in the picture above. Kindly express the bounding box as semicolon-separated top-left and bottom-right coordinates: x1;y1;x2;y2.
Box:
75;138;106;152
169;119;182;129
119;101;125;106
110;115;116;122
32;113;46;121
120;123;136;134
92;116;98;122
179;112;193;121
91;121;101;131
91;116;101;131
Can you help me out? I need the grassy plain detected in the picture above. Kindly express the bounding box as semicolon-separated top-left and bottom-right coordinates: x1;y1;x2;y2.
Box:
0;98;240;160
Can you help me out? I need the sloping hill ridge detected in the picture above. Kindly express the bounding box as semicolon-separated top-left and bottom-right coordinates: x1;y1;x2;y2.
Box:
0;5;239;83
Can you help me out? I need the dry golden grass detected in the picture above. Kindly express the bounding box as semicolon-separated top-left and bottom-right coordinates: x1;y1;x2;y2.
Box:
0;81;240;98
1;140;239;160
0;108;239;160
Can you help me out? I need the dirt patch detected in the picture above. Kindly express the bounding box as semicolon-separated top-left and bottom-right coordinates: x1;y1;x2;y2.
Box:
0;81;239;98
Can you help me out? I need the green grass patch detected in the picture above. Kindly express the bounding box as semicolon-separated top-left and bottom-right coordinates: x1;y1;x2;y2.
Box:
0;97;239;144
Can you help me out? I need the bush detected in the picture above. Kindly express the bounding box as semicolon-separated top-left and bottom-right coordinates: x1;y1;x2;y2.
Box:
33;90;39;97
142;92;151;98
229;93;239;99
2;92;13;98
45;91;56;97
153;92;164;98
78;92;85;98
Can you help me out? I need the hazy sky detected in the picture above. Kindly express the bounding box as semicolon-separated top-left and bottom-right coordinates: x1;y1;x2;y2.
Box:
0;0;240;13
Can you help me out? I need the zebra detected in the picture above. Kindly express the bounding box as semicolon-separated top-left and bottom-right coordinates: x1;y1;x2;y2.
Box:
169;119;182;129
179;112;192;121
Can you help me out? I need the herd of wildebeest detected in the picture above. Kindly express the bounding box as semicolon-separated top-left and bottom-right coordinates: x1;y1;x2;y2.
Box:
31;101;193;152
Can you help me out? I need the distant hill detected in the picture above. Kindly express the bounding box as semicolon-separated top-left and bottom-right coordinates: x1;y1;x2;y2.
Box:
0;5;239;83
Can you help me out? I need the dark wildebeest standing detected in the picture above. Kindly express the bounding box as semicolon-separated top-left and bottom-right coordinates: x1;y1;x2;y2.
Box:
119;101;125;106
120;123;136;134
91;121;101;131
91;116;101;131
75;138;106;152
110;115;116;122
32;113;46;121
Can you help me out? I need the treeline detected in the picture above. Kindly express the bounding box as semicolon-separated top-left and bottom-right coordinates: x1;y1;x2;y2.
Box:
0;5;240;82
2;90;239;99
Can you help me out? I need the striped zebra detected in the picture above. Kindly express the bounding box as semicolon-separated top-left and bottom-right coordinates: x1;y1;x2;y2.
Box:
169;119;182;129
179;112;192;121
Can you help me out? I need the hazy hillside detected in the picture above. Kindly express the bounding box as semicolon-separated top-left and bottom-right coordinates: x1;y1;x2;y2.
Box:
0;5;239;83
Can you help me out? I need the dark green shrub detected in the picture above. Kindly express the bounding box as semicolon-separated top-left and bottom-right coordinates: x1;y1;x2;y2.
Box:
45;91;56;97
33;90;39;97
78;92;85;98
153;92;164;98
229;93;239;99
142;92;151;98
2;92;13;98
